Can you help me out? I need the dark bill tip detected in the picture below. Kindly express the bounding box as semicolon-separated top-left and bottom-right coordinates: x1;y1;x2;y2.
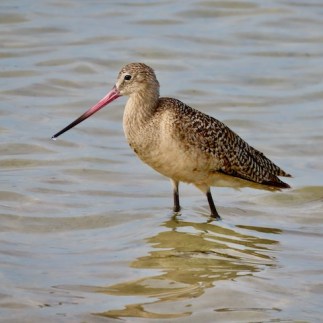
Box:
51;86;120;139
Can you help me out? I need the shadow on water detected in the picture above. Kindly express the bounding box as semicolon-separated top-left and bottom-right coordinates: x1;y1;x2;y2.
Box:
93;216;281;320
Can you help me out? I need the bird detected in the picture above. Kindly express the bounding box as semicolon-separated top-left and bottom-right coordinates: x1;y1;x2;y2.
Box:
52;62;291;220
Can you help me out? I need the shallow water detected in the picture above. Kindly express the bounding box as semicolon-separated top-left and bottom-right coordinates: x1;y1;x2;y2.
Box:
1;0;323;322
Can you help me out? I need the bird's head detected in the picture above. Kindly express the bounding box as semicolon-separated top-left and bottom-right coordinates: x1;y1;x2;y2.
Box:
51;62;159;139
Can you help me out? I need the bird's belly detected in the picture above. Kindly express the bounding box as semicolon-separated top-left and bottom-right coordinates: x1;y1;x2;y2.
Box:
130;137;221;185
124;110;222;185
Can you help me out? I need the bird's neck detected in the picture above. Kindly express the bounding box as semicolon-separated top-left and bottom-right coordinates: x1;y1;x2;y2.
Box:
123;90;159;145
124;90;159;125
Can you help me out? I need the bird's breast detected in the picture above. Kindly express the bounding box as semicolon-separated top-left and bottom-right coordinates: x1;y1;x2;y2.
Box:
123;107;221;185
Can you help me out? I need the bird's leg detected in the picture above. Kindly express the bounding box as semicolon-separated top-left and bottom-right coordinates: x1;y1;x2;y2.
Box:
195;184;221;220
170;179;181;212
206;189;221;220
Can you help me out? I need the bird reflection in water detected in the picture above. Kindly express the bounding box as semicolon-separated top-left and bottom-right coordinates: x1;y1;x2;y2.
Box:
95;217;281;319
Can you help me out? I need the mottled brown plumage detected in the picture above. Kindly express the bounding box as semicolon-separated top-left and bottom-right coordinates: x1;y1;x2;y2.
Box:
159;98;291;187
52;62;291;219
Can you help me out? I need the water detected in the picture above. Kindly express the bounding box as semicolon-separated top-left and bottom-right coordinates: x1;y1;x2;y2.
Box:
1;1;323;322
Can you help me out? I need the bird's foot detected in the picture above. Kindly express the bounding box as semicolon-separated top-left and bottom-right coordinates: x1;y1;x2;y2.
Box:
173;205;181;213
210;212;222;221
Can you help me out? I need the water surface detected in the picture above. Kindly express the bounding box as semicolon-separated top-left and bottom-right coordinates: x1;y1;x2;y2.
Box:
1;1;323;322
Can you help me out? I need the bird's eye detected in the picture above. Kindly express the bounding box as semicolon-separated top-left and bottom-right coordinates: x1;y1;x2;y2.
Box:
124;74;132;81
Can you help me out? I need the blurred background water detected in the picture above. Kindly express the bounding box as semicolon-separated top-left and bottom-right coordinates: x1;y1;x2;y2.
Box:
1;1;323;322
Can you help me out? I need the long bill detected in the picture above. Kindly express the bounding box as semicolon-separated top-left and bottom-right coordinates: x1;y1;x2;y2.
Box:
51;85;120;139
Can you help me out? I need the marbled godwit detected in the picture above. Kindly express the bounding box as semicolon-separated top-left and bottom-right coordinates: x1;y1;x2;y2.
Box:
52;63;291;219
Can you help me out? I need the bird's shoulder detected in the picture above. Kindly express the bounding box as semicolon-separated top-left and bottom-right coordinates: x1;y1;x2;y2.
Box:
157;97;239;147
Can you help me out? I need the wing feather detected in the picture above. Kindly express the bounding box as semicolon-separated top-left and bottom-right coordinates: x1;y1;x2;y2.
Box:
165;98;291;188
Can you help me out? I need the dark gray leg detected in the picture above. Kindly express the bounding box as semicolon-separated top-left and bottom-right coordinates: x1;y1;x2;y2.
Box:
206;189;221;220
171;179;181;212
